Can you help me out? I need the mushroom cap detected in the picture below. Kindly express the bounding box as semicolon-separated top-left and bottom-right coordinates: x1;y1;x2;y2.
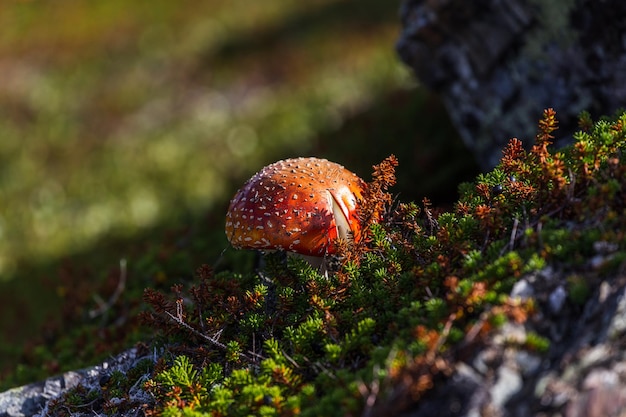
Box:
225;157;366;256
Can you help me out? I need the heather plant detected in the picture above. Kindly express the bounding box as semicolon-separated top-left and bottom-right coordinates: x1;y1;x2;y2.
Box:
129;109;626;416
45;109;626;416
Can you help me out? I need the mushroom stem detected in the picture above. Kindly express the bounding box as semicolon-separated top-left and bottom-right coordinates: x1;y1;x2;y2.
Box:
287;252;328;275
256;250;328;276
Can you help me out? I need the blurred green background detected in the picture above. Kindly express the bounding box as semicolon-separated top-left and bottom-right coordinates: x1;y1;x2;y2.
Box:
0;0;478;381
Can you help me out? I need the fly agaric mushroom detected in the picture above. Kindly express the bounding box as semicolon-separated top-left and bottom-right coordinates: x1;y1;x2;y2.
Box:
225;157;366;259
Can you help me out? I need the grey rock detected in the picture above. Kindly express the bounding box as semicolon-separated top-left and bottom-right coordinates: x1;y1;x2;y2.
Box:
491;365;523;408
0;348;154;417
511;279;534;300
397;0;626;169
0;372;82;417
548;285;567;315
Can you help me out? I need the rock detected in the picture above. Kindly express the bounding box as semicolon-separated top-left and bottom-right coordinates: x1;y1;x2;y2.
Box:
0;371;85;417
373;267;626;416
397;0;626;169
0;348;153;417
548;285;567;315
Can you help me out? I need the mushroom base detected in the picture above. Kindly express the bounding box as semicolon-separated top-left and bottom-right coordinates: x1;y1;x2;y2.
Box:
288;252;328;276
257;250;329;277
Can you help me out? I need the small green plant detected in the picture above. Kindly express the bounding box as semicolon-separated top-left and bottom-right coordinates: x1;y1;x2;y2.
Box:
567;274;590;305
525;332;551;353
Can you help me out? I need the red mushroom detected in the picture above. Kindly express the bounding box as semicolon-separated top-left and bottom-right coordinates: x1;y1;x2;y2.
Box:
225;157;366;258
